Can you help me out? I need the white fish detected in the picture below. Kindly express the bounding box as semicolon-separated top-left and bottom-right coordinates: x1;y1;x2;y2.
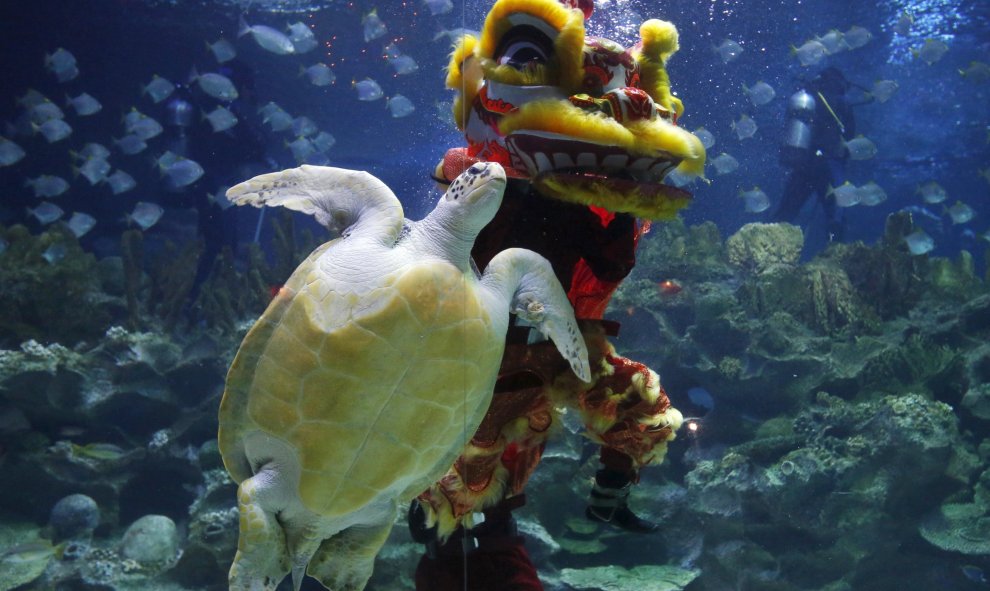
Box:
916;181;947;204
106;169;136;195
362;9;387;42
207;186;234;210
714;39;743;63
203;106;238;132
18;89;49;108
844;26;872;49
30;100;65;124
432;28;479;43
815;29;849;55
25;175;70;198
43;243;67;264
238;16;295;55
65;93;101;116
156;150;181;170
692;127;715;150
354;78;384;101
45;48;76;74
162;158;205;188
127;202;164;230
742;81;775;106
739;187;770;213
423;0;453;16
34;119;72;143
261;105;294;132
76;157;111;185
387;94;416;118
946;201;975;225
857;181;887;206
207;39;237;63
387;54;419;75
190;68;238;101
27;201;65;224
142;75;176;103
793;39;827;66
287;137;316;163
828;181;861;207
893;12;913;36
73;142;110;161
732;114;757;140
55;65;79;83
710;152;739;175
843;136;877;160
870;80;899;103
66;212;96;237
301;63;335;87
904;229;934;255
292;116;317;138
113;134;147;155
0;137;26;167
287;22;317;53
126;114;163;140
312;131;336;152
914;38;949;65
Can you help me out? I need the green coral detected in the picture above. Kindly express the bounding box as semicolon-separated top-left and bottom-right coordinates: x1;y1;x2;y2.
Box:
559;564;699;591
0;224;112;346
919;503;990;555
725;222;804;276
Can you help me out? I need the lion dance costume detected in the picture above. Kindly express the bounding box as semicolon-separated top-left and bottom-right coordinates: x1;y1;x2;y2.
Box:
412;0;705;587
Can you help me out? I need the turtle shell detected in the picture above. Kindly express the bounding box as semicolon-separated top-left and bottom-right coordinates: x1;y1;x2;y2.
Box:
218;239;503;517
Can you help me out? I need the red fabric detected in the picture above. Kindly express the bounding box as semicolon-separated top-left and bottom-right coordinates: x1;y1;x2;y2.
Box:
414;543;544;591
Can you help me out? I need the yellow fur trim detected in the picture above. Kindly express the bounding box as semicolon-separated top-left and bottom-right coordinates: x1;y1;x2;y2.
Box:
555;8;587;93
479;0;573;59
534;175;691;220
626;119;707;175
446;35;481;130
634;20;682;116
499;99;635;146
481;58;553;86
639;19;679;61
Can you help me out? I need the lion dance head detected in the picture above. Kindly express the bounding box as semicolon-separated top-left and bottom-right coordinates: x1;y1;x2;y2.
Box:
442;0;706;220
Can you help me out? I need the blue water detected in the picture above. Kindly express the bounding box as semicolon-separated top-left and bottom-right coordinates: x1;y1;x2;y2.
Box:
0;0;988;590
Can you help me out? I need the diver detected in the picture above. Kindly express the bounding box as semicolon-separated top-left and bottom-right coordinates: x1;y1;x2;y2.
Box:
774;67;858;242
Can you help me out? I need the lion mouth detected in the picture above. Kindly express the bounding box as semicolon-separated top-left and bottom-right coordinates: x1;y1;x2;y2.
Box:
505;131;680;184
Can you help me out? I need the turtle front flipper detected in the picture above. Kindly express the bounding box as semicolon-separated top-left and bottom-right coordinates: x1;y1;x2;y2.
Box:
306;515;397;591
229;470;292;591
226;165;405;246
481;247;591;382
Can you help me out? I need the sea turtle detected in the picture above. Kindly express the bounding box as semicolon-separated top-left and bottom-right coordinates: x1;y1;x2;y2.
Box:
218;161;590;591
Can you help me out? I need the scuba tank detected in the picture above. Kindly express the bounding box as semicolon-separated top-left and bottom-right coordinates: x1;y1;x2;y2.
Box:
780;89;816;167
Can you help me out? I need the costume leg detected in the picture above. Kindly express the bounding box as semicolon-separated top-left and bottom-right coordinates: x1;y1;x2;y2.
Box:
586;448;658;533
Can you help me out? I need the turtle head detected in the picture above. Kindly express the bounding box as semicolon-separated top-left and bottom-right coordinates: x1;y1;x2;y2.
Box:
442;161;507;233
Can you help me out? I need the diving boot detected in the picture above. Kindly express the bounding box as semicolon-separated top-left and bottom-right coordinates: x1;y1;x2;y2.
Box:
585;469;659;534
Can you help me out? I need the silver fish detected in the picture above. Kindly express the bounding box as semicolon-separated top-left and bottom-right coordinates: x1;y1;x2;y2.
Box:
203;106;238;133
127;202;164;230
354;78;383;101
857;181;887;206
828;181;861;207
423;0;453;15
714;39;743;63
238;16;295;55
127;114;163;141
287;22;317;53
113;134;147;155
190;69;238;102
362;9;387;42
76;157;111;185
142;75;176;104
162;158;205;188
870;80;899;103
66;212;96;237
732;114;757;140
207;39;236;64
0;137;26;167
75;142;110;161
287;137;316;163
30;100;65;123
34;119;72;143
710;153;739;175
742;81;775;106
291;116;317;137
816;29;849;54
302;63;335;87
916;181;947;204
45;48;76;74
27;201;65;224
844;26;872;49
43;243;67;264
25;175;70;198
843;136;877;160
914;38;949;65
106;169;136;195
387;54;419;75
312;131;336;153
387;94;416;118
739;187;770;213
904;229;934;255
65;92;101;116
692;127;715;150
793;39;827;66
946;201;975;225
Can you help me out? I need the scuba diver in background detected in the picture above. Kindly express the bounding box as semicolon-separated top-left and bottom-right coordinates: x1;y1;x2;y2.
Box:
163;58;269;289
774;67;857;241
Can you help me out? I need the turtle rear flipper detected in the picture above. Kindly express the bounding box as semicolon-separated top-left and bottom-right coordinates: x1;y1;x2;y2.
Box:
229;468;291;591
307;516;396;591
226;165;405;245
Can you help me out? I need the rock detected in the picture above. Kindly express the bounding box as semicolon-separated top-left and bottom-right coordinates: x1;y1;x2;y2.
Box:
725;223;803;276
919;503;990;555
49;493;100;541
120;514;179;564
559;564;699;590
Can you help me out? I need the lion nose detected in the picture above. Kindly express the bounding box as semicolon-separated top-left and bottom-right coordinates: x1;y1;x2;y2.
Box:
602;87;657;123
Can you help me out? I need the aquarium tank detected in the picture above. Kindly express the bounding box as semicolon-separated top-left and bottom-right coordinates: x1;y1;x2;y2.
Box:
0;0;988;589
